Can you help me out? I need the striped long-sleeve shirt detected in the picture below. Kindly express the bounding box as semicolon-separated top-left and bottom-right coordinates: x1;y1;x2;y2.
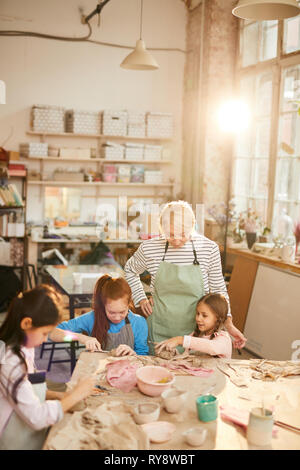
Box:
124;233;231;317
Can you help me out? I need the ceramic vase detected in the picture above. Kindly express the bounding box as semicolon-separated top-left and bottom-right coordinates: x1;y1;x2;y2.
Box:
246;232;256;249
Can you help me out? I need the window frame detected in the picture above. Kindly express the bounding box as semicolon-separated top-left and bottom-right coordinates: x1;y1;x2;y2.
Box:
234;19;300;228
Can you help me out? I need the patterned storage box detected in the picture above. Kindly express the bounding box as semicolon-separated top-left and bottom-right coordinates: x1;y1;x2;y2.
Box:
146;112;173;138
127;111;146;138
66;109;101;135
130;165;144;183
102;173;117;183
101;142;124;160
125;143;144;161
144;144;162;161
102;110;127;136
31;105;65;133
144;170;162;184
103;163;118;174
19;142;48;158
117;164;131;183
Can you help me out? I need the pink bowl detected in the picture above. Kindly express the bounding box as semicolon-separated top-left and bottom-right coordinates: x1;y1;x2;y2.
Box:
136;366;175;397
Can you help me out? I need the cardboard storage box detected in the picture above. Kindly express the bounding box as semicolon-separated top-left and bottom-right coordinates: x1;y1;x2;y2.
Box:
146;112;173;138
66;109;101;135
144;144;162;161
31;105;65;133
101;142;124;160
127;111;146;138
20;142;48;158
102;110;127;136
144;170;162;184
125;143;144;161
53;171;84;182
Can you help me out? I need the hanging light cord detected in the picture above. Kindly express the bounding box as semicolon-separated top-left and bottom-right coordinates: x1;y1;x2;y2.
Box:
0;0;186;54
140;0;143;40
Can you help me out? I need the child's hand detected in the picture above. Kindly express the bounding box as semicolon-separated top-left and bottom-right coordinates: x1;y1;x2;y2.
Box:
73;376;97;400
115;344;136;356
84;337;102;352
155;336;183;354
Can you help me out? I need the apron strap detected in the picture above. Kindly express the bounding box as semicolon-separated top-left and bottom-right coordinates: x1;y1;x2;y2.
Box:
162;239;200;265
162;241;169;261
125;315;130;325
191;239;200;265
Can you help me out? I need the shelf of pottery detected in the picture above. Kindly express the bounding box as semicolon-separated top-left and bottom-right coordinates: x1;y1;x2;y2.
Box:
22;105;177;200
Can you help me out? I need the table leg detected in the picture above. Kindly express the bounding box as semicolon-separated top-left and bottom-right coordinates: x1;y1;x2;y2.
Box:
69;296;76;373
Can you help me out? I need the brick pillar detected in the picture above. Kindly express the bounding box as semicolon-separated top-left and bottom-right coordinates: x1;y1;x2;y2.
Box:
182;0;239;211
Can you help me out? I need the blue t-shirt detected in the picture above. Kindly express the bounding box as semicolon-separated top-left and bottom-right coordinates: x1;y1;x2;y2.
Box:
58;310;148;355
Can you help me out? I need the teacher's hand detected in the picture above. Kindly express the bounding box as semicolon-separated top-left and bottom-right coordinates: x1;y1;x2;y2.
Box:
140;297;154;317
225;318;247;349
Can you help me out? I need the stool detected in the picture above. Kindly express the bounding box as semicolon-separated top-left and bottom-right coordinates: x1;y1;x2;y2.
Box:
40;340;85;372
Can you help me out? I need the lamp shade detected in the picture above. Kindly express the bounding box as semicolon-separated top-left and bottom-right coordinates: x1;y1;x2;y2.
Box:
232;0;300;20
0;80;5;104
120;39;159;70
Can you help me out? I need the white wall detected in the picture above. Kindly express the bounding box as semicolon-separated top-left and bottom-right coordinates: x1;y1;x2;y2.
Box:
0;0;186;223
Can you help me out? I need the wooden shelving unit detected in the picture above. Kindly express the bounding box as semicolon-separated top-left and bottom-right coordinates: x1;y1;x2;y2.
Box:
27;130;172;144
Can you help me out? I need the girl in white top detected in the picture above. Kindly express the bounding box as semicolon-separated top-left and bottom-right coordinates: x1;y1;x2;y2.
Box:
155;293;232;359
0;284;96;450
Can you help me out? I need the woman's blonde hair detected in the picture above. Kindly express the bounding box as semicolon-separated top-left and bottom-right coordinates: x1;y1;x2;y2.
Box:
159;201;196;239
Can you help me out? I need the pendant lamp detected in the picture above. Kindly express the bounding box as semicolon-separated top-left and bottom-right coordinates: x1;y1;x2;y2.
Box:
120;0;158;70
0;80;5;104
232;0;300;20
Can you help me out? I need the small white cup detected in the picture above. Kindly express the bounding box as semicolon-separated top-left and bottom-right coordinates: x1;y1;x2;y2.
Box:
247;407;274;446
161;388;188;413
72;273;82;286
132;402;160;425
183;427;207;447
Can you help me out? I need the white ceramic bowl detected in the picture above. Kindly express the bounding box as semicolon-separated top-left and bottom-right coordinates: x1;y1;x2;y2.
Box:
136;366;175;397
132;402;160;425
183;427;207;447
161;388;188;413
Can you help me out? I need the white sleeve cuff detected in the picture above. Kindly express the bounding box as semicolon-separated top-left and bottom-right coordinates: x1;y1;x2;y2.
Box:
183;335;192;349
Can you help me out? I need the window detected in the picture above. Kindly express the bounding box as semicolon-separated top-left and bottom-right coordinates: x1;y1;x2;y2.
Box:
233;19;300;230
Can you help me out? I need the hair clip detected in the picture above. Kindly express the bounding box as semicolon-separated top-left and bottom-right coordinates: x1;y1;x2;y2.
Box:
18;292;23;299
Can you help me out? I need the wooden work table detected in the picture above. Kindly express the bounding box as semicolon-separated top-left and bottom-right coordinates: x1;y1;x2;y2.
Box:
44;352;300;451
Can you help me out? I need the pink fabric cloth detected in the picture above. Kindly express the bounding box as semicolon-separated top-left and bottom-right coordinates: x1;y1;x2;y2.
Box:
183;330;232;359
220;405;278;436
106;360;140;393
162;362;214;377
0;346;63;437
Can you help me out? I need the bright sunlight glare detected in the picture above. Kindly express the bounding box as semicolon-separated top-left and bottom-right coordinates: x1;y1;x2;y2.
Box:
218;100;250;133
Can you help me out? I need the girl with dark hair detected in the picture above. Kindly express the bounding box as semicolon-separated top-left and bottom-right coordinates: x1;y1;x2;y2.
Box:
0;284;96;450
50;275;148;356
155;293;232;359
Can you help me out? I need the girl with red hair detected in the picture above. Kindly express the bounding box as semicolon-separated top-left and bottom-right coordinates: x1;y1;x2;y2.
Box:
50;275;148;356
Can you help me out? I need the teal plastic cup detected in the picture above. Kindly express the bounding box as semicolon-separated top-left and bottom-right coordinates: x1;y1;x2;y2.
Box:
196;394;218;422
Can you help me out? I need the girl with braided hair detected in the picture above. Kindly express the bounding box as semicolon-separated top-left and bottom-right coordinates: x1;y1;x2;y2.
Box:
155;293;232;359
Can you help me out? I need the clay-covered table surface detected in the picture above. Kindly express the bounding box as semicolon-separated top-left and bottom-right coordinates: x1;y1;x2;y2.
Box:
44;352;300;450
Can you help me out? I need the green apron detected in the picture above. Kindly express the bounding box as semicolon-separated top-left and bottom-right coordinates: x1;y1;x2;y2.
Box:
147;240;205;355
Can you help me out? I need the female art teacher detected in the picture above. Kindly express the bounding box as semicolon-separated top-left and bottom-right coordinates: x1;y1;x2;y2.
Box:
124;201;246;354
